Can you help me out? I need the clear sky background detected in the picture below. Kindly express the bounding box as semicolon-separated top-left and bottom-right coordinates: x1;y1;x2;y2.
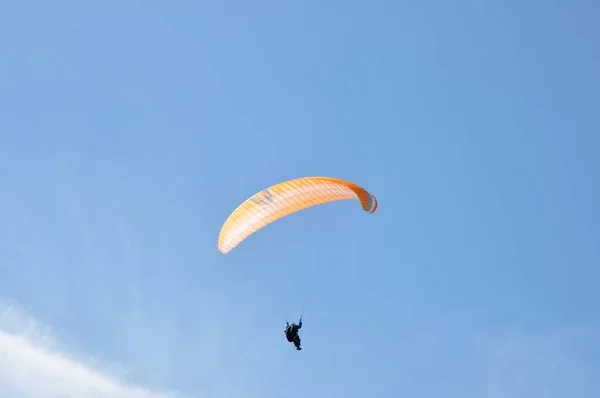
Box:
1;1;599;397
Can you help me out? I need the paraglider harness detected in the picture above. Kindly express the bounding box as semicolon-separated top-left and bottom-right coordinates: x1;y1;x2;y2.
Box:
285;317;303;351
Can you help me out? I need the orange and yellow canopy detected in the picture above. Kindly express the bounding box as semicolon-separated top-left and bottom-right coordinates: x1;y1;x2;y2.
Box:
217;176;378;254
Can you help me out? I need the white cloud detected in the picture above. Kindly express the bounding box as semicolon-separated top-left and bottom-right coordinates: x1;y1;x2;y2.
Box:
0;301;184;398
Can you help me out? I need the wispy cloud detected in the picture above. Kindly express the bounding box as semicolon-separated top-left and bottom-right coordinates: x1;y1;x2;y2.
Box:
0;300;184;398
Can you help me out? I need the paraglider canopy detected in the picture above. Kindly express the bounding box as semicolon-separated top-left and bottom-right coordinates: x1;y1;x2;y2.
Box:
217;176;378;254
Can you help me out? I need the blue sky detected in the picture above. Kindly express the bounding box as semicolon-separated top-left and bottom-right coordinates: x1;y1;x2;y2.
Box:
1;1;599;397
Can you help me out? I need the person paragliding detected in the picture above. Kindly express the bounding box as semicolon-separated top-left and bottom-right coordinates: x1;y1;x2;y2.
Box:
217;176;378;351
284;317;303;351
